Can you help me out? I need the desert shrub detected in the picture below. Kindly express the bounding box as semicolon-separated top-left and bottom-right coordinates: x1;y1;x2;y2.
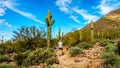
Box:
14;48;56;66
0;41;24;54
104;44;117;52
24;48;56;66
14;52;27;66
101;40;120;68
14;50;32;66
0;55;11;63
47;57;59;65
77;42;94;49
0;64;14;68
102;40;115;47
70;46;83;57
0;48;4;55
117;39;120;55
37;38;47;48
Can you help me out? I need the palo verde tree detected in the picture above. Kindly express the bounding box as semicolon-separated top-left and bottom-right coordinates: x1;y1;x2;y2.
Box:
45;10;55;50
13;26;46;49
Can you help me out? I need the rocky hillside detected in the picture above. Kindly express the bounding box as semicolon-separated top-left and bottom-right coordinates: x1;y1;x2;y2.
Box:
105;8;120;21
81;8;120;40
62;8;120;45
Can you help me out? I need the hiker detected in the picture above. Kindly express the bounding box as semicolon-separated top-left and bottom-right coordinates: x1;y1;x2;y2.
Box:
58;40;64;56
58;40;63;50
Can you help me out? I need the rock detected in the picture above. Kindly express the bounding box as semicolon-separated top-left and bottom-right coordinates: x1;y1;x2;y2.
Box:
55;59;59;64
95;42;102;46
62;52;65;55
74;58;80;62
39;63;46;68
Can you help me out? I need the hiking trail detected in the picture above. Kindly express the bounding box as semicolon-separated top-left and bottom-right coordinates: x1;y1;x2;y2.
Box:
53;42;104;68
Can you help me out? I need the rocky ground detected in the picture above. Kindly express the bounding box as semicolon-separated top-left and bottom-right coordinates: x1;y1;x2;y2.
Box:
28;42;105;68
53;42;105;68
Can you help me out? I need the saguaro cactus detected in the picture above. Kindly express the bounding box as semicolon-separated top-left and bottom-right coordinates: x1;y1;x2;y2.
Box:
58;28;61;40
90;20;94;42
45;10;55;50
0;36;4;45
80;30;82;41
62;32;64;38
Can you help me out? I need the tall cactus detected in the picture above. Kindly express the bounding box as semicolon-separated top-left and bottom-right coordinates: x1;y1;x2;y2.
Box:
80;30;82;41
90;20;94;42
62;32;64;38
58;27;61;40
45;10;55;50
0;36;4;45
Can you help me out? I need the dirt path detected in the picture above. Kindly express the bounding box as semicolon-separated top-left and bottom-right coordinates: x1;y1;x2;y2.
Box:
54;42;104;68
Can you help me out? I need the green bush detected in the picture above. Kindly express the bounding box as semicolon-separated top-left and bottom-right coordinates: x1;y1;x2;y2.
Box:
14;48;56;66
14;52;27;66
104;44;117;52
0;55;11;63
14;50;32;66
0;48;4;55
102;40;115;47
47;57;59;65
24;48;56;66
77;42;94;49
0;42;24;54
101;40;120;68
70;46;83;57
0;64;14;68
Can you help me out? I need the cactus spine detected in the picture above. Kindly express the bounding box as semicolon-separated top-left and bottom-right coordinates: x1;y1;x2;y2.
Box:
90;20;94;42
45;10;55;50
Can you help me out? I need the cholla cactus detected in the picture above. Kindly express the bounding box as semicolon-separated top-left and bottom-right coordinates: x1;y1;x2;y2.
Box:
45;10;55;50
90;20;94;42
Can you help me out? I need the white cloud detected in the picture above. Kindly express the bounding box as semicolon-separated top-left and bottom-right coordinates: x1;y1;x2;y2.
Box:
55;0;71;14
56;0;81;23
97;0;120;15
69;15;80;23
55;0;100;24
0;19;12;27
1;0;44;24
0;0;6;16
0;8;5;16
73;7;100;22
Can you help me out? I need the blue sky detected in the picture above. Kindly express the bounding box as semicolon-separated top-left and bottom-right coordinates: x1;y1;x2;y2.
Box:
0;0;120;40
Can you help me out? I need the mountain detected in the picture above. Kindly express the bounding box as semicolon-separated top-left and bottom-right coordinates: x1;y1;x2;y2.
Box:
105;8;120;21
81;8;120;40
63;8;120;44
